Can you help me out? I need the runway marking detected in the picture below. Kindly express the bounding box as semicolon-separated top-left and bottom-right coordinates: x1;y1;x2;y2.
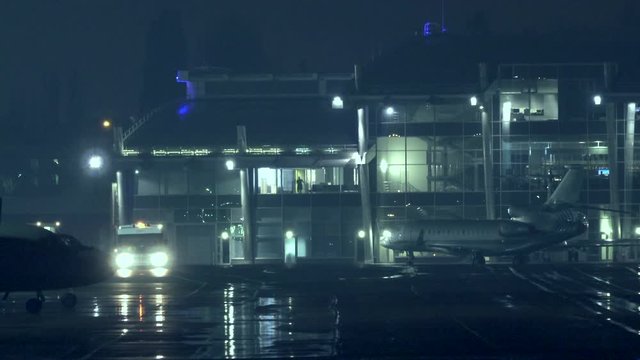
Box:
77;328;133;360
535;269;640;338
573;268;637;295
451;316;499;350
183;281;208;299
606;317;640;336
508;267;554;293
540;271;603;296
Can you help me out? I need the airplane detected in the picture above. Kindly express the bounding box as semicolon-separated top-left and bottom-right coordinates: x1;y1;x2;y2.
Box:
0;223;114;313
380;168;589;265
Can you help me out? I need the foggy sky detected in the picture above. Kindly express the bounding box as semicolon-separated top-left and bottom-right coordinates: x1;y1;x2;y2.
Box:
0;0;635;126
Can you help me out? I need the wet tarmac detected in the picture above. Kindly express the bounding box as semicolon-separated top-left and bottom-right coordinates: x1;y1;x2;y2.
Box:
1;263;640;359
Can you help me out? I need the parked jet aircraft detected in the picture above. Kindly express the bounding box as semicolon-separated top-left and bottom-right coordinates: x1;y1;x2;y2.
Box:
381;168;589;265
0;223;113;313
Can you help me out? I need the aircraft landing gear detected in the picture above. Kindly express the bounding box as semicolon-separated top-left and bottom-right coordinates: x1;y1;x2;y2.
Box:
471;253;486;265
26;297;43;314
512;254;529;266
60;293;77;309
25;291;46;314
37;290;45;303
23;291;77;313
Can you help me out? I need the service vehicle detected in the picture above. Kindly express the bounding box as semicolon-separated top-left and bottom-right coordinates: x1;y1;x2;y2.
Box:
114;222;170;278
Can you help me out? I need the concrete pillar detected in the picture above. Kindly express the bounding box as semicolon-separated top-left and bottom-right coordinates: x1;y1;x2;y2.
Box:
481;110;496;219
605;103;621;243
354;64;361;92
357;107;375;263
116;171;126;225
603;62;617;91
478;63;488;90
111;182;117;247
113;126;124;155
238;126;255;264
623;103;636;239
501;101;512;178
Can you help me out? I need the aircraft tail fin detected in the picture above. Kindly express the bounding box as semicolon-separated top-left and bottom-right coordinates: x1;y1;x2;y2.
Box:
545;168;583;207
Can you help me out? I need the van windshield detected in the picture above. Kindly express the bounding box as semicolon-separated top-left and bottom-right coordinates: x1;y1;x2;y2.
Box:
117;234;164;251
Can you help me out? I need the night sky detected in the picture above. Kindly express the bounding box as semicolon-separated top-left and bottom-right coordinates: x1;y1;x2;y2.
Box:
0;0;636;131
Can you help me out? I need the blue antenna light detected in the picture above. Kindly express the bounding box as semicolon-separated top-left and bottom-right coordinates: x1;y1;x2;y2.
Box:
423;22;432;37
441;0;447;33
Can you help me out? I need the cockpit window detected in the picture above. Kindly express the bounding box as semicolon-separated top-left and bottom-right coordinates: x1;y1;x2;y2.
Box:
56;234;85;248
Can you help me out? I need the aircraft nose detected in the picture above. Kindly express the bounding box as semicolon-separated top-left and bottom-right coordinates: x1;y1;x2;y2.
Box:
81;248;115;282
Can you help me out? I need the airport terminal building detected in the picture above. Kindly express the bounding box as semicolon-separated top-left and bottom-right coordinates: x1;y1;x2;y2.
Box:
111;37;640;265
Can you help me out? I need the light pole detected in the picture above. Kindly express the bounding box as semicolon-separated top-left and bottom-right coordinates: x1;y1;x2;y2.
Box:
356;229;366;263
285;230;297;266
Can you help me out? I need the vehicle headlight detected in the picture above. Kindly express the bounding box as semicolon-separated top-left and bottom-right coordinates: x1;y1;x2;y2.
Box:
149;251;169;267
115;252;135;269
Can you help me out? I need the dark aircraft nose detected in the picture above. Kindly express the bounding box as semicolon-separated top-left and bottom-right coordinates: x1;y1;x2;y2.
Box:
78;247;114;285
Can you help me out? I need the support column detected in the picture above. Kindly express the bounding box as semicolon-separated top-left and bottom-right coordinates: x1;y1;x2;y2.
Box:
501;101;512;179
481;110;496;219
116;170;135;225
111;182;118;247
606;103;621;243
238;126;255;264
623;103;636;240
114;126;124;155
116;171;126;225
357;107;375;263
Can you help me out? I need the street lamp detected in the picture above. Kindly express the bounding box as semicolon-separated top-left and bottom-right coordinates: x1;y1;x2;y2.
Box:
88;155;104;169
225;160;235;171
593;95;602;106
332;96;344;109
469;96;478;106
102;119;112;129
385;106;395;116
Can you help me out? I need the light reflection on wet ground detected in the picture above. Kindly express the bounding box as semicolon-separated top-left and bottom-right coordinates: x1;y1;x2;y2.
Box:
0;263;639;359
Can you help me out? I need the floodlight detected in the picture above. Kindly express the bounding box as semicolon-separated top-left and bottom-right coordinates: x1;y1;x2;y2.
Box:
88;155;104;169
593;95;602;106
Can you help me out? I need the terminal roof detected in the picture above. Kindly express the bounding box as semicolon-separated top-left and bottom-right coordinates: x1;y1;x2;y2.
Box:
125;98;357;149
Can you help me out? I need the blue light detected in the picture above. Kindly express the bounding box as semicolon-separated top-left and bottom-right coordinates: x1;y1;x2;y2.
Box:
423;22;432;37
598;167;609;176
177;103;193;119
175;71;187;83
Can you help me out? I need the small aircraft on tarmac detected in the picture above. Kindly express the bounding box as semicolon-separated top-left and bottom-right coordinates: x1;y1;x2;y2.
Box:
381;168;591;265
0;223;113;313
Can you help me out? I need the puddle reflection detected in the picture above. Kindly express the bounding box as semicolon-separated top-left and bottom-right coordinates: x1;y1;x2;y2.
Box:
116;286;167;336
224;285;236;358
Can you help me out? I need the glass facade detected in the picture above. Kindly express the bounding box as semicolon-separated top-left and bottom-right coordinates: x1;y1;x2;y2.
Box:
373;64;640;262
131;161;361;264
123;64;640;265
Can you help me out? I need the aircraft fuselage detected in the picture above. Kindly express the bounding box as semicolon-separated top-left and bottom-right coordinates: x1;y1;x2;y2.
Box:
381;217;587;257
